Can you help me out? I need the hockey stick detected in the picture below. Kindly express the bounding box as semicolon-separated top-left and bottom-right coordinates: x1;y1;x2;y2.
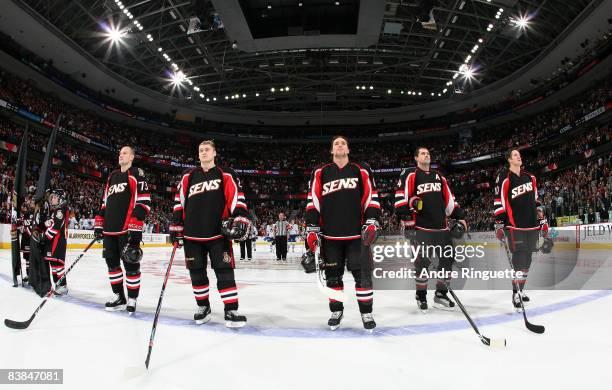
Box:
447;287;506;348
314;241;346;302
500;237;545;334
145;243;179;369
4;238;99;330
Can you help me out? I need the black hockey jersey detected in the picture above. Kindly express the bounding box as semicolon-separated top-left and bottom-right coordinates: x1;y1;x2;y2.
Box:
43;205;69;258
395;167;463;230
493;168;539;230
98;167;151;235
305;161;381;240
19;211;33;253
173;166;248;241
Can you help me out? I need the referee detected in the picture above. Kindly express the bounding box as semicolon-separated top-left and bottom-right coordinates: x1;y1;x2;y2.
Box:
274;212;290;261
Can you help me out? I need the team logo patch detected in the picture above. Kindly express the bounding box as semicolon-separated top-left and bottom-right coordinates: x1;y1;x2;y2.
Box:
56;210;63;219
138;168;144;176
223;252;231;263
45;219;53;228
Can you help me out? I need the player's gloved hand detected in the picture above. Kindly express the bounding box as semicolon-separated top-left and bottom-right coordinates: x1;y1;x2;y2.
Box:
94;215;104;240
169;223;184;248
361;218;380;246
127;217;143;247
539;218;549;238
232;216;251;241
306;225;320;252
300;250;316;274
494;221;505;241
409;196;423;213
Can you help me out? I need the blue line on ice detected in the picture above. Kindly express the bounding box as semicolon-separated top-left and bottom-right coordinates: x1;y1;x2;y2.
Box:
3;272;610;339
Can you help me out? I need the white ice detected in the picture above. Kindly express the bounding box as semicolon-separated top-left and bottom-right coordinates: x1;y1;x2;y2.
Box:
1;243;611;390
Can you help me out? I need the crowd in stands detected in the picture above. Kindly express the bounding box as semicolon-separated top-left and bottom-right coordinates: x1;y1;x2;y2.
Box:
1;64;611;233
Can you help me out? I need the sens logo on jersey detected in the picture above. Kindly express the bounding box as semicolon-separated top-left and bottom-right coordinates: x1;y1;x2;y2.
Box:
511;182;533;199
322;178;358;195
189;179;222;197
108;183;127;196
416;182;442;195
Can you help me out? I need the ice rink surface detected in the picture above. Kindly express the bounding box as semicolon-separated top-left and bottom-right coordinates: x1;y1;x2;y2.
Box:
1;244;611;390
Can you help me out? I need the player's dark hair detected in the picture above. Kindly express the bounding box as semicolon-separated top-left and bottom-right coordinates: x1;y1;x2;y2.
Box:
331;135;349;149
414;146;428;157
506;148;519;162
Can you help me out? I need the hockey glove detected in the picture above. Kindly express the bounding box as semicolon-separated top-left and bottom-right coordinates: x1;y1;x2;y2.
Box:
306;225;320;252
494;221;505;241
169;223;184;248
361;218;380;246
232;216;251;241
539;218;549;238
127;217;143;247
409;196;423;213
94;215;104;240
300;250;316;274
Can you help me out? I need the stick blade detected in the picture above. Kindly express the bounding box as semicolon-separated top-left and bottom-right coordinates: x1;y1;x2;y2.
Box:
4;318;31;330
489;338;507;348
121;365;147;380
526;321;545;334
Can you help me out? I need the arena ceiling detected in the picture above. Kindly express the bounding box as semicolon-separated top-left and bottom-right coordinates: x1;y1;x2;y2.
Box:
22;0;595;112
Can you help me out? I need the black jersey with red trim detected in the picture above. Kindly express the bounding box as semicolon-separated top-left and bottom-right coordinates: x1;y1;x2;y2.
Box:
18;211;34;240
173;165;248;241
43;205;68;258
395;167;463;230
493;168;539;229
305;161;381;240
98;167;151;235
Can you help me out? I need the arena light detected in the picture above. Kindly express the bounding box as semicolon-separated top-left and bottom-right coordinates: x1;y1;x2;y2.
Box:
255;92;260;97
512;14;531;29
199;93;204;98
170;71;186;86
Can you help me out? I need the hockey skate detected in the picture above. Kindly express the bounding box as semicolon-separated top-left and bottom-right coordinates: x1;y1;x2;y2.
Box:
53;284;68;296
194;306;212;325
105;293;127;311
512;292;523;312
126;298;137;315
433;290;455;311
361;313;376;332
416;291;428;313
224;310;247;328
328;310;343;331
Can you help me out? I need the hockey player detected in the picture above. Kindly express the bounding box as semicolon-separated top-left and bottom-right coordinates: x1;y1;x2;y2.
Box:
305;135;381;331
395;146;466;312
94;146;151;314
39;189;70;295
169;140;251;328
17;199;34;284
493;149;548;310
